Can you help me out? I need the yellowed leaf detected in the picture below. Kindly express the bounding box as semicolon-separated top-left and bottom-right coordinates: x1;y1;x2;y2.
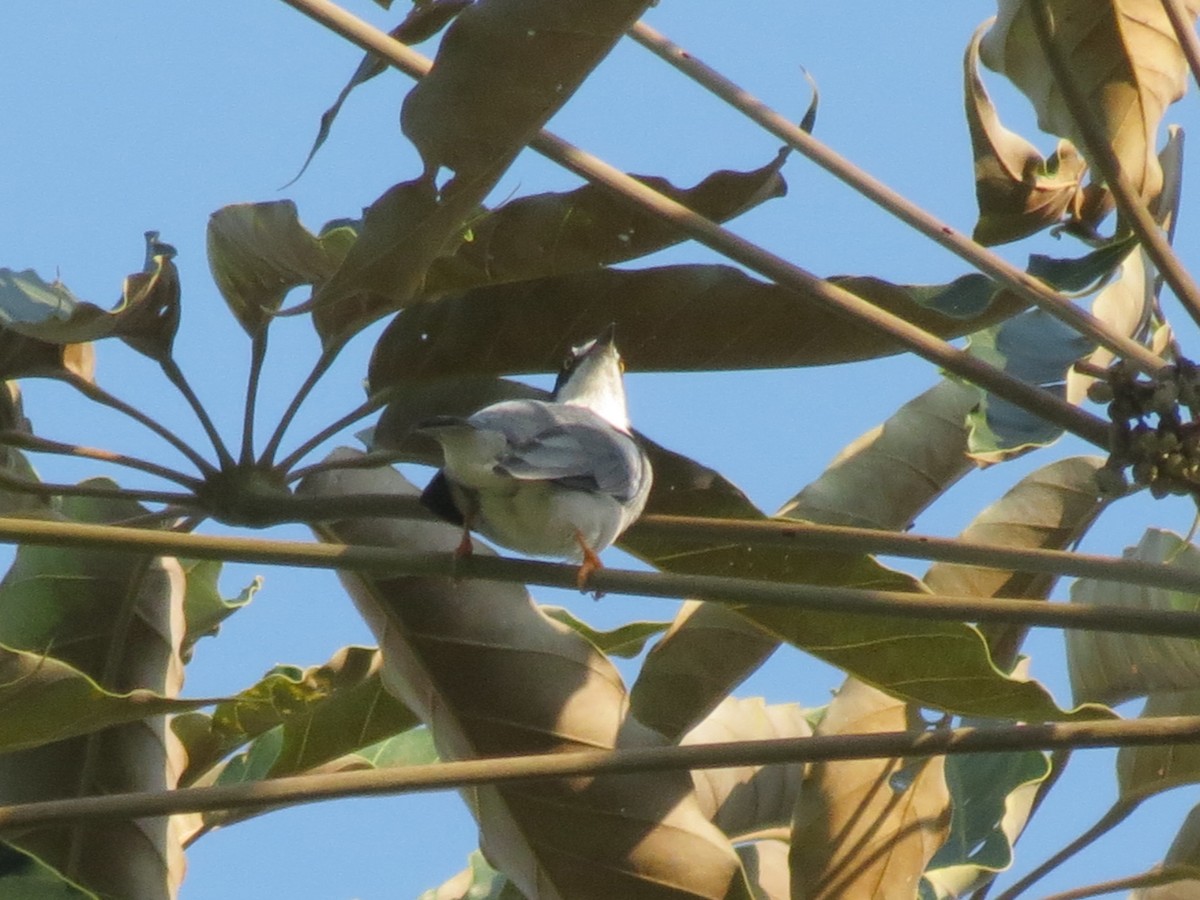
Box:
790;680;950;900
981;0;1200;205
966;19;1088;244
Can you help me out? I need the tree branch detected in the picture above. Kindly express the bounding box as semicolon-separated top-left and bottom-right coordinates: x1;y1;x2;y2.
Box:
1;717;1199;832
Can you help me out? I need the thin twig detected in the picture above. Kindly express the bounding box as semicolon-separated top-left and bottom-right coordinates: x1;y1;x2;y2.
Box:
159;357;237;470
275;389;395;474
1039;868;1200;900
258;346;339;467
285;449;409;484
0;431;201;488
1028;0;1200;331
1163;0;1200;95
278;0;1110;449
5;515;1200;637
62;373;216;476
241;331;269;466
628;21;1166;377
0;471;197;506
1;717;1199;831
993;800;1137;900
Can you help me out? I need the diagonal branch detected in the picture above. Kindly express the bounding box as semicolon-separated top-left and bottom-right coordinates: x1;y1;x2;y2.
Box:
2;716;1200;831
627;21;1166;377
0;431;202;489
3;515;1200;638
0;471;197;506
278;0;1110;449
1028;0;1200;331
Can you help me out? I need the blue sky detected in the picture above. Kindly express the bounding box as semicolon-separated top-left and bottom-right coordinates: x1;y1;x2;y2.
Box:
4;1;1200;897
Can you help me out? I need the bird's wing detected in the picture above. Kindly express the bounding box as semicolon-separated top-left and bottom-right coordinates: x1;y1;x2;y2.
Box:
472;402;646;501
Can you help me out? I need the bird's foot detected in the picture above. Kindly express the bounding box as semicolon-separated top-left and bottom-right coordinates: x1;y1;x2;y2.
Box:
574;533;605;598
449;526;474;581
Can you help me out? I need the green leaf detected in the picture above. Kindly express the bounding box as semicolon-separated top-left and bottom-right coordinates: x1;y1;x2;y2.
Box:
0;844;98;899
921;744;1051;897
540;606;669;658
367;266;1026;387
1068;529;1200;706
177;645;419;785
964;307;1094;462
1118;688;1200;803
418;850;527;900
206;201;354;336
424;151;789;294
1027;235;1140;294
180;559;259;662
0;234;179;361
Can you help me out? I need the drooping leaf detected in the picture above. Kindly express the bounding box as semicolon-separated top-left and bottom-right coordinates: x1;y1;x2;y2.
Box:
682;697;813;839
0;384;55;518
964;307;1094;462
1118;688;1200;803
790;680;951;900
367;266;1025;387
300;453;746;900
290;0;473;185
1026;234;1139;293
965;20;1087;245
1068;529;1200;706
424;151;789;294
176;645;419;786
925;456;1108;667
206;201;355;336
179;558;259;663
0;489;191;899
921;740;1051;897
0;234;179;361
980;0;1200;204
540;606;669;659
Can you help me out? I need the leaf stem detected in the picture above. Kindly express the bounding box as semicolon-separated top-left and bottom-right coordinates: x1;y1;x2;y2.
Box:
285;448;408;484
275;389;394;474
627;20;1166;377
0;471;197;506
0;720;1196;831
992;800;1137;900
1028;0;1200;332
241;331;269;466
62;373;216;477
4;515;1200;638
258;346;339;467
277;0;1110;448
1163;0;1200;100
159;357;237;470
0;431;202;489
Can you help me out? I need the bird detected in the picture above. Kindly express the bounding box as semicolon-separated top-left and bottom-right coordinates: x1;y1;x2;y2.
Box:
415;325;652;590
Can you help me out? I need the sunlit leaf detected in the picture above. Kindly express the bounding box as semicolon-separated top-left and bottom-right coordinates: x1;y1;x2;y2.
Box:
737;840;790;900
367;266;1025;387
981;0;1200;204
301;453;745;899
965;20;1087;245
1068;529;1200;706
206;201;354;336
179;559;259;663
790;680;951;900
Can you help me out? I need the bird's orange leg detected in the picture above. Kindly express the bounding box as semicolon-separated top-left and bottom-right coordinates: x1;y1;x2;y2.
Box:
573;531;604;596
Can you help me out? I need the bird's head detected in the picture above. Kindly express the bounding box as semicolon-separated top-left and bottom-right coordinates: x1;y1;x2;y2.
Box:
552;325;631;431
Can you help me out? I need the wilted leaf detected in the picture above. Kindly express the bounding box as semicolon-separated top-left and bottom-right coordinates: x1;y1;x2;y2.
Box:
790;680;951;900
682;697;813;839
177;645;419;785
301;453;744;899
1068;529;1200;706
921;743;1051;897
980;0;1200;204
367;266;1024;387
540;606;669;658
425;151;789;294
290;0;473;185
965;20;1087;245
0;235;179;363
207;201;354;336
925;456;1108;667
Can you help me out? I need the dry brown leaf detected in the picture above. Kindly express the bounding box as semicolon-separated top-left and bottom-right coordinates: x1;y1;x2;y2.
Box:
981;0;1200;205
965;19;1088;245
789;680;950;900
